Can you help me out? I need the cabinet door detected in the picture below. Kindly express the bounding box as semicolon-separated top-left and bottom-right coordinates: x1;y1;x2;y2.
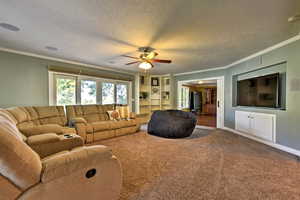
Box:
251;114;274;142
235;111;251;133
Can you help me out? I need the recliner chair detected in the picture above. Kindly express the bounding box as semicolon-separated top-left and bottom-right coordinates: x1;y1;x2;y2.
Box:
0;114;122;200
0;107;84;158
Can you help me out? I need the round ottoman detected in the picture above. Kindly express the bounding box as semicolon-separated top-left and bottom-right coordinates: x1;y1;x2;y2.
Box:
147;110;197;138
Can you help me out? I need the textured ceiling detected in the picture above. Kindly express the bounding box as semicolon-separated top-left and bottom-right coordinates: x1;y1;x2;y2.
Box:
0;0;299;74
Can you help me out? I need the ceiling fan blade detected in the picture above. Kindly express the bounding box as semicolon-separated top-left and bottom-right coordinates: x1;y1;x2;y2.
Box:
151;59;172;64
125;61;140;65
122;55;140;59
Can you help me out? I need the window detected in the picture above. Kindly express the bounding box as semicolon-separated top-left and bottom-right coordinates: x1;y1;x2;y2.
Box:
116;84;128;104
102;82;115;104
51;72;130;107
181;86;189;108
56;76;76;105
81;80;96;105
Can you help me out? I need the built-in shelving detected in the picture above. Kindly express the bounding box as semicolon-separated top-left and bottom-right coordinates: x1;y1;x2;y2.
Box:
135;74;173;117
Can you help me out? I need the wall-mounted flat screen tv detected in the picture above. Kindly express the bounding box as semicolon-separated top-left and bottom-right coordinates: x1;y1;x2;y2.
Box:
237;73;280;108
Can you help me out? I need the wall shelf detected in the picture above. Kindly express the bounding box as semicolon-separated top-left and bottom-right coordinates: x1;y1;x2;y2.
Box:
136;74;173;117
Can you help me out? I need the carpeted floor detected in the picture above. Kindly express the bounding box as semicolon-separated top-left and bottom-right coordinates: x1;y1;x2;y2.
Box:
97;129;300;200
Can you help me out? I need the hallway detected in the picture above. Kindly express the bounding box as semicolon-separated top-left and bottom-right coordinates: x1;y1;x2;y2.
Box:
197;114;216;128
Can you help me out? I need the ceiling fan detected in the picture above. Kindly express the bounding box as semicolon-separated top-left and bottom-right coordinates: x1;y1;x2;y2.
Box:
122;47;172;70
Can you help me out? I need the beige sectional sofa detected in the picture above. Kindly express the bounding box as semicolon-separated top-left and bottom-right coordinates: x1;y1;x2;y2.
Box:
0;112;122;200
0;106;83;158
66;104;140;143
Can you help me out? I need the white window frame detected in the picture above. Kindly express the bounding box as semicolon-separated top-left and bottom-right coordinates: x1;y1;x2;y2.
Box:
49;71;132;109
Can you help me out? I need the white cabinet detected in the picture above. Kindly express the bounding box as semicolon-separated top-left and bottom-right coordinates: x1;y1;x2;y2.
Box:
235;111;276;142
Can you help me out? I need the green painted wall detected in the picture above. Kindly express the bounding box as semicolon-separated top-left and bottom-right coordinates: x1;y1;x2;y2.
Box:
174;38;300;151
0;51;135;108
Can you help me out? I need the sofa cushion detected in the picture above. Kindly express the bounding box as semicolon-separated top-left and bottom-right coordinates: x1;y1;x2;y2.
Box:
34;106;67;126
29;134;84;158
61;127;76;134
85;114;101;123
7;107;29;123
91;119;137;132
66;105;113;123
0;115;24;141
114;119;137;128
0;116;42;190
19;124;63;136
27;134;61;145
0;109;18;125
91;121;113;132
82;105;99;115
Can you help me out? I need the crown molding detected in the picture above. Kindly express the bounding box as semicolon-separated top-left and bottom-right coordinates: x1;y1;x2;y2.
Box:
174;34;300;76
174;66;228;76
0;47;135;75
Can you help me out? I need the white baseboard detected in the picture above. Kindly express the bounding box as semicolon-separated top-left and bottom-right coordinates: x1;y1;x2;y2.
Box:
196;125;216;130
223;127;300;157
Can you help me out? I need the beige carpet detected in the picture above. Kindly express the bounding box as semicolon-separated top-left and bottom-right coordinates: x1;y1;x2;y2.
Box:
97;129;300;200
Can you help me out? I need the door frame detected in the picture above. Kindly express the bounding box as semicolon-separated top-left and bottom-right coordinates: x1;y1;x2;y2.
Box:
177;76;225;128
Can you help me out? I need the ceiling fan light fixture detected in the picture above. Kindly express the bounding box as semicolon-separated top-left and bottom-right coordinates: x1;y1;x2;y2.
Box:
138;62;153;70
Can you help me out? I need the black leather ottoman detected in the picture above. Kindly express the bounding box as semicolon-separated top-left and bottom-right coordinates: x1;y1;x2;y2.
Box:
148;110;197;138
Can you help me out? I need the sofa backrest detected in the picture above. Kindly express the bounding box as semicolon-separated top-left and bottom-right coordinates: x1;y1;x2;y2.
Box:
5;106;67;130
66;105;114;123
0;115;42;191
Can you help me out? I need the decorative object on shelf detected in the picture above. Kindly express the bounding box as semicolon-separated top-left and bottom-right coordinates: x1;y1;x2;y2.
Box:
140;76;145;85
166;78;170;85
163;91;170;100
152;87;159;94
151;77;159;86
140;92;148;99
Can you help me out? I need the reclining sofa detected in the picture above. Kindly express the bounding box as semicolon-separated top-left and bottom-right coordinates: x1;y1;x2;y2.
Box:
0;112;122;200
0;106;83;158
66;104;140;143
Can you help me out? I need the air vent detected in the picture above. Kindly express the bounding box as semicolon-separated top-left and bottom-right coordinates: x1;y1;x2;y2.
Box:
0;23;20;32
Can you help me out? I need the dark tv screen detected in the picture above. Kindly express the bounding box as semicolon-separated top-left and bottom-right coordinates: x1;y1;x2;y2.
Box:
237;73;280;108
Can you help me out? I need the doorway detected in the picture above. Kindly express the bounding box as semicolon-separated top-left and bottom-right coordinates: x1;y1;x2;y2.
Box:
177;76;224;129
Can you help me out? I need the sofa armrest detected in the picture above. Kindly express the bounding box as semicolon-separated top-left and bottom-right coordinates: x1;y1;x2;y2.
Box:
27;133;60;145
129;112;136;119
41;145;112;183
19;125;63;137
69;117;87;126
70;118;92;143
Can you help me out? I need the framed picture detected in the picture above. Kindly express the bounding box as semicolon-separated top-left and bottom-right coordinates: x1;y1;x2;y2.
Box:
151;77;159;86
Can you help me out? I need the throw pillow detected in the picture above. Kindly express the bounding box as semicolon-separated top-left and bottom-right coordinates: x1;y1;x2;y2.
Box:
107;110;120;121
